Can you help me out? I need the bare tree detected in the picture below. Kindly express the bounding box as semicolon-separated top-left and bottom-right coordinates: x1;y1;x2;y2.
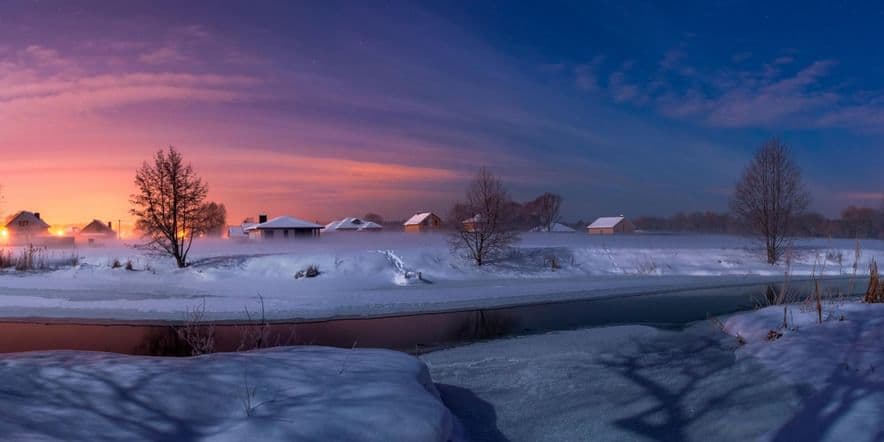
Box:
529;193;562;231
198;202;227;237
130;146;209;268
363;213;384;225
450;167;519;266
731;138;809;264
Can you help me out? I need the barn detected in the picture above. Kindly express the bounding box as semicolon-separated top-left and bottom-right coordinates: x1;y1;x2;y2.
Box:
403;212;442;233
244;214;322;239
587;216;635;235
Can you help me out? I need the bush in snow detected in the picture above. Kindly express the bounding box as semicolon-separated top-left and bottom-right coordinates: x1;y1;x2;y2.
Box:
295;264;320;279
111;259;122;269
125;260;135;271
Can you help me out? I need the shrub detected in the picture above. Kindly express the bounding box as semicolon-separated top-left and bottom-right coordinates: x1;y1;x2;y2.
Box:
295;264;320;279
111;259;122;269
125;260;134;271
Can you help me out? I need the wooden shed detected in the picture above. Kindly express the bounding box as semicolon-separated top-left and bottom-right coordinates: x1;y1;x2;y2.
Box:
403;212;442;233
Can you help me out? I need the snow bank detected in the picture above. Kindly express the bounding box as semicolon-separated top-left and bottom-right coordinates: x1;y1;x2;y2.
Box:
0;346;460;441
725;302;884;440
0;233;882;321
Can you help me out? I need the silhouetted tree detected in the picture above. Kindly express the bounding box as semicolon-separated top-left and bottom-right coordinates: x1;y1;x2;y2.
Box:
198;202;227;237
450;167;519;266
731;138;809;264
363;213;384;225
130;146;209;268
525;193;562;231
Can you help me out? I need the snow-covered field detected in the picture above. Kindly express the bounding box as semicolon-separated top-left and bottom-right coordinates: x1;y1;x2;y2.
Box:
425;300;884;441
0;233;880;321
0;346;460;441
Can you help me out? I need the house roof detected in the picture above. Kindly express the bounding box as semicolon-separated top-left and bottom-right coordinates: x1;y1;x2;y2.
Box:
324;217;383;231
403;212;438;226
5;211;50;229
588;216;626;229
530;222;576;233
462;214;482;224
252;216;322;230
241;222;259;232
80;219;114;235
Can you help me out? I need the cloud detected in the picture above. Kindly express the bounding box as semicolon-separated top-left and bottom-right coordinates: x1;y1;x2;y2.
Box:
138;46;189;64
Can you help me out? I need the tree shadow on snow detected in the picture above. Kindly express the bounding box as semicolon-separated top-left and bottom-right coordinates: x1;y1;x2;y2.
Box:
435;383;508;442
769;321;884;441
596;325;798;441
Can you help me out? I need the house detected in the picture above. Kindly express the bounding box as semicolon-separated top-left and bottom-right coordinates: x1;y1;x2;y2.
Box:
4;211;50;243
226;225;249;239
461;214;482;233
323;217;383;232
529;222;576;233
587;216;635;235
244;214;322;239
404;212;442;233
78;219;116;245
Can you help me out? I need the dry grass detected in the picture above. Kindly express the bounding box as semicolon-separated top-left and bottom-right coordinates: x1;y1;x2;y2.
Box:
176;299;216;356
864;260;884;303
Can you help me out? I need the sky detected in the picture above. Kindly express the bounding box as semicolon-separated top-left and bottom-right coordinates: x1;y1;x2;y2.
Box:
2;0;884;228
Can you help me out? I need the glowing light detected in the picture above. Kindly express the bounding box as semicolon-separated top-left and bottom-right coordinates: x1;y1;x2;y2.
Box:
0;229;7;239
52;228;66;237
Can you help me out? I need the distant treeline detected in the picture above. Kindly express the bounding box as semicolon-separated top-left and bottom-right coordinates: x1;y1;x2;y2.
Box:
630;206;884;239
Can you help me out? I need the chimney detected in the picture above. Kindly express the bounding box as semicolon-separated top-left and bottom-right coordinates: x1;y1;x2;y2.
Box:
108;221;113;230
259;213;268;224
34;212;40;220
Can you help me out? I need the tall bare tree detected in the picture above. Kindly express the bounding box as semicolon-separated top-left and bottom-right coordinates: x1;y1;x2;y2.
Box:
450;167;519;266
731;138;809;264
528;192;562;231
130;147;209;268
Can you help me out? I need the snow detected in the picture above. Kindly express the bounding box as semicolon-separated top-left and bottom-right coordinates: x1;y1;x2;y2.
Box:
0;346;460;441
588;216;625;229
528;222;575;233
249;216;322;230
424;322;807;441
404;212;436;226
0;233;881;321
724;302;884;440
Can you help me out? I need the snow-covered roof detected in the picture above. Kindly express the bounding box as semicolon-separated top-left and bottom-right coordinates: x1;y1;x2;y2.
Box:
403;212;438;226
5;211;50;229
252;216;322;230
588;216;626;229
324;217;383;232
241;222;258;232
462;214;482;224
530;222;576;233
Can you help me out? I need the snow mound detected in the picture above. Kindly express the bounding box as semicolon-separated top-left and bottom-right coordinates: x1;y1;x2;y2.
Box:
725;302;884;440
0;346;461;441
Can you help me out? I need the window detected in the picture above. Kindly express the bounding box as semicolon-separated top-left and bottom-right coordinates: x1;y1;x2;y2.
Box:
265;230;274;238
284;229;289;238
